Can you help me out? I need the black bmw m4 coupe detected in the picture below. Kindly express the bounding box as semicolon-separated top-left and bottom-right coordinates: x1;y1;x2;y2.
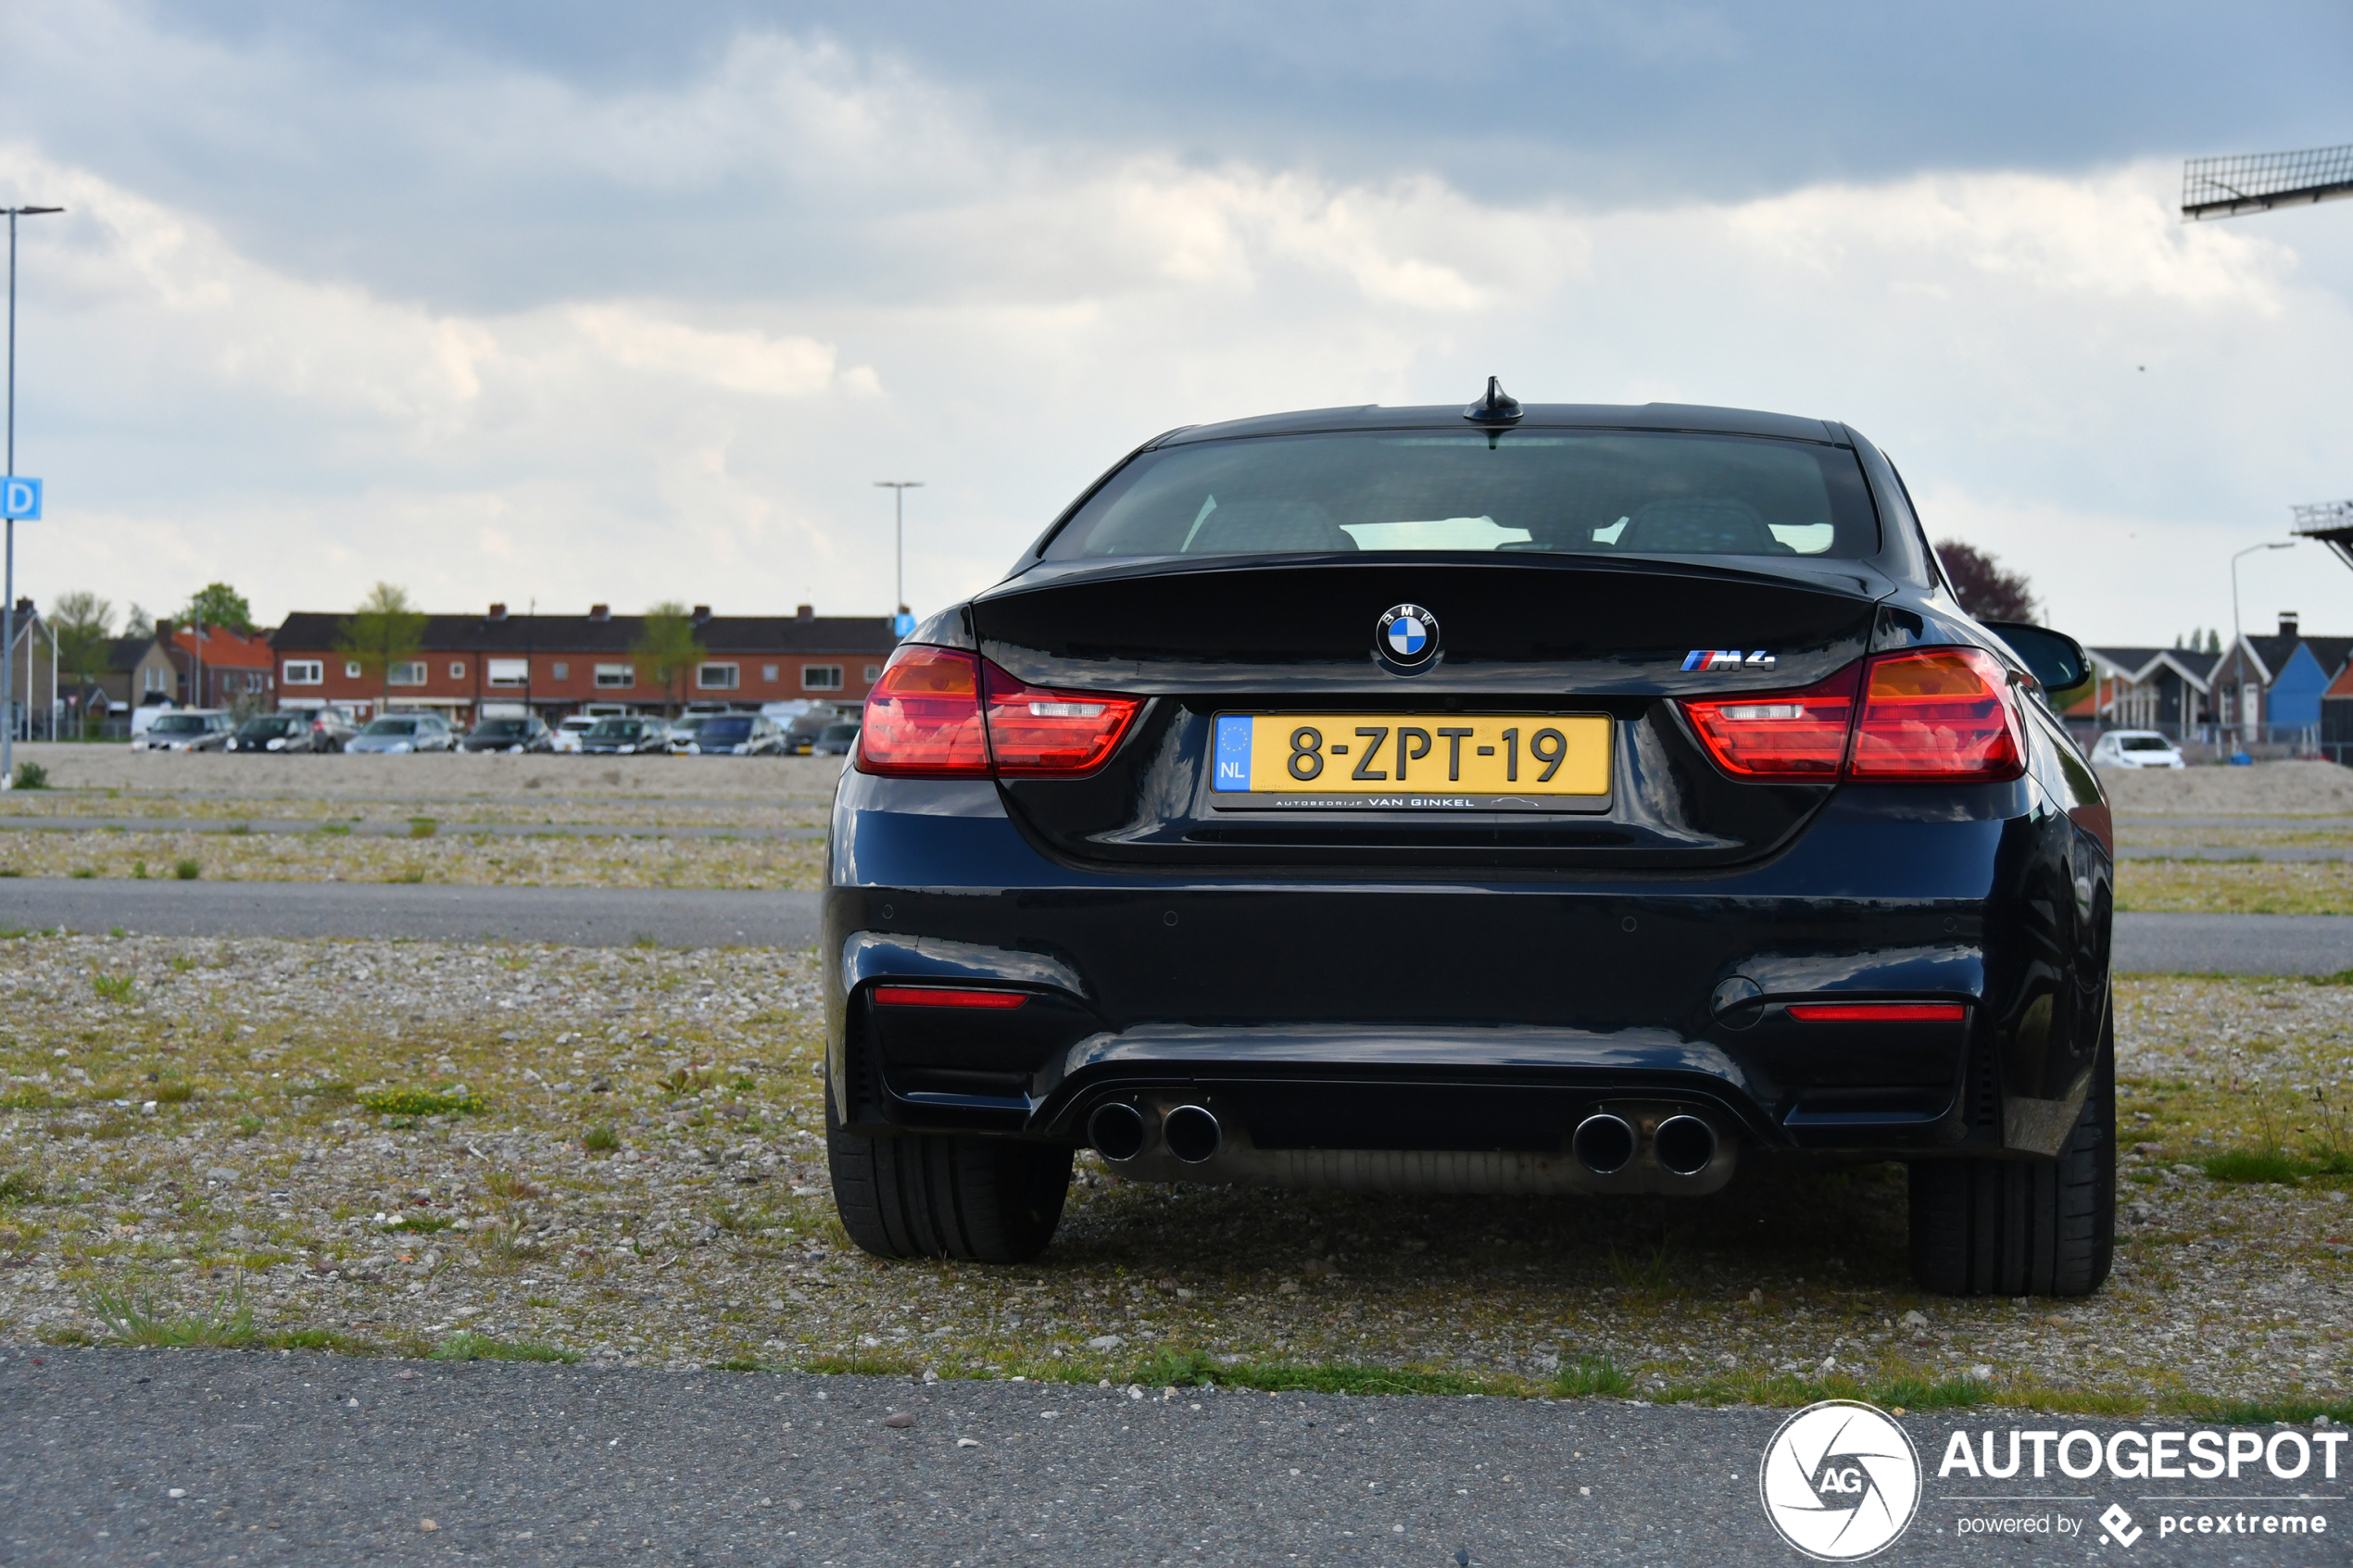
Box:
824;383;2114;1298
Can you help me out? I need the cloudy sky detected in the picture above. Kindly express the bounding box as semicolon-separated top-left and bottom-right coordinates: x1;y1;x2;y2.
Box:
2;0;2351;644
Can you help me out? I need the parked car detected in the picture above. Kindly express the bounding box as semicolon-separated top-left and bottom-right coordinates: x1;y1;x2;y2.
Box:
812;720;861;757
579;716;667;755
2087;730;2184;770
132;710;233;752
225;714;330;754
682;701;735;718
786;705;855;754
550;715;598;755
826;387;2115;1302
663;714;711;754
346;714;456;754
676;712;784;755
462;715;554;753
302;708;359;751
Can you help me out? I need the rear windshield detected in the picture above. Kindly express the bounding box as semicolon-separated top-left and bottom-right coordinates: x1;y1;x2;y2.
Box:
152;715;207;734
702;718;753;741
238;717;298;736
588;719;640;737
1042;430;1878;561
2119;735;2172;752
473;719;529;737
820;723;859;741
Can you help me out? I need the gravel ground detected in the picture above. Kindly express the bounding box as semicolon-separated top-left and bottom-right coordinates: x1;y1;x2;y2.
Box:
2102;760;2353;816
0;934;2346;1416
7;745;847;803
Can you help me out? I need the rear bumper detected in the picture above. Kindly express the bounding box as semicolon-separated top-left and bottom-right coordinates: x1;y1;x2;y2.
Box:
824;771;2111;1169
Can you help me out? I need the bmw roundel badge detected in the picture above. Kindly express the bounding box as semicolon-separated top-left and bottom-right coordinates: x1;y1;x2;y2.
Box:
1375;603;1441;672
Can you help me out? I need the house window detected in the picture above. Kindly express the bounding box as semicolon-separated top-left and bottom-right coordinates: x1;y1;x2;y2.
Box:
595;663;635;688
283;660;322;685
389;661;427;686
697;663;739;690
863;664;882;682
345;661;362;679
247;671;267;692
144;667;167;694
487;659;528;688
761;663;779;683
802;665;843;691
449;661;466;680
551;661;569;680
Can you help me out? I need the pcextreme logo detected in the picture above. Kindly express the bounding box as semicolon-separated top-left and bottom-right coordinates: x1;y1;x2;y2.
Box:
1759;1400;1922;1561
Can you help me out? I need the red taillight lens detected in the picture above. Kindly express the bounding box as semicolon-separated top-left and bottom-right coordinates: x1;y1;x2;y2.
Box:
983;661;1142;775
1849;646;2023;782
857;645;1140;777
872;985;1028;1010
857;646;988;775
1786;1002;1967;1022
1680;665;1863;777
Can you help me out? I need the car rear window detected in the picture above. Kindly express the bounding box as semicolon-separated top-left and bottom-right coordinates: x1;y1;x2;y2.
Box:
363;719;417;735
1042;430;1879;561
702;718;753;741
152;715;206;734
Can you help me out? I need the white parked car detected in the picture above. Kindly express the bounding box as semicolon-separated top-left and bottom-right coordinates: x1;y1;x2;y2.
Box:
550;716;598;755
2088;730;2185;769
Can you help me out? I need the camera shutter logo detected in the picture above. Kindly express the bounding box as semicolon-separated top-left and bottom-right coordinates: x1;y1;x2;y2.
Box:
1757;1399;1920;1561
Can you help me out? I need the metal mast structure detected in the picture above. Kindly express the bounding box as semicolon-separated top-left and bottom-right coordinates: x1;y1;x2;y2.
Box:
2183;144;2353;221
2;205;62;784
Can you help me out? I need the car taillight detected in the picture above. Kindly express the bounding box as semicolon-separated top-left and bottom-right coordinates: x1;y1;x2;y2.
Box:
857;646;989;776
857;644;1140;778
983;663;1142;774
872;985;1028;1010
1681;646;2024;784
1786;1002;1967;1022
1847;646;2022;781
1680;666;1862;777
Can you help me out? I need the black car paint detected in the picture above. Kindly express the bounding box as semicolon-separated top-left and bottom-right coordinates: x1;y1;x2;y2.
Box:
822;403;2111;1173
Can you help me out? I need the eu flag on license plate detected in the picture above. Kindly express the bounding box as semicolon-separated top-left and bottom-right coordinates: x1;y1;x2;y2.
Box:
1213;715;1252;791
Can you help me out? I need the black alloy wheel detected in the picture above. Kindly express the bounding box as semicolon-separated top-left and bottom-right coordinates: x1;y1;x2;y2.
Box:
824;1085;1071;1263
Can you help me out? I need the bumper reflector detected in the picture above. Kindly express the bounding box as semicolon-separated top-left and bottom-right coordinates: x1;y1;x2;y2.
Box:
1785;1002;1966;1022
872;985;1028;1010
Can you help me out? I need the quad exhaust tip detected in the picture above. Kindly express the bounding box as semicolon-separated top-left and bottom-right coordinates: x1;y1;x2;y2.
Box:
1571;1112;1636;1175
1653;1114;1718;1176
1087;1101;1148;1162
1162;1104;1222;1164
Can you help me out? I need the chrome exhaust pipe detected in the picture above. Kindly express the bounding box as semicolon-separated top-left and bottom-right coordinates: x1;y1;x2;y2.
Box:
1088;1101;1148;1162
1162;1104;1222;1164
1653;1114;1718;1177
1571;1112;1636;1175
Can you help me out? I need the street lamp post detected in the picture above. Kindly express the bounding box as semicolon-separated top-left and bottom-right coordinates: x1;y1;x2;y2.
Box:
873;482;924;622
2229;540;2296;746
1;205;62;786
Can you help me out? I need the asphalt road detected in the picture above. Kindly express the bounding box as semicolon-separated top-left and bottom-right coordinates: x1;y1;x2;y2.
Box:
3;1348;2335;1566
0;880;2344;974
0;880;824;950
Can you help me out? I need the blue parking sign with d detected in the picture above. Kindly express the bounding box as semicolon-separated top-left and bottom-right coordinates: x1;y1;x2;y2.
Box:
1;478;40;521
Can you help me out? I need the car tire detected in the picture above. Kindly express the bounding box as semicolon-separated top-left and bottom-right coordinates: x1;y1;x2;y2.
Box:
824;1085;1071;1263
1907;1013;2114;1298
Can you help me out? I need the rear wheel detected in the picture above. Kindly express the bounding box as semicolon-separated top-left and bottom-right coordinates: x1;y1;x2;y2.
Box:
825;1087;1072;1263
1907;1019;2114;1298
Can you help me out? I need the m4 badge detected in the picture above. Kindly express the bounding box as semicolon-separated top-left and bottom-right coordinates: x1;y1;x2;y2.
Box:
1682;650;1778;672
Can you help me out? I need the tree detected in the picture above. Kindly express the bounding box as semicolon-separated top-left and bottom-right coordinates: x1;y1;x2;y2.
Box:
333;583;428;709
632;602;705;717
1935;540;2037;622
180;583;255;635
121;603;154;641
49;591;113;684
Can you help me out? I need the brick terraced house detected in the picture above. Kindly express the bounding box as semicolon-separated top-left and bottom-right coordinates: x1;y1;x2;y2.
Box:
266;604;898;726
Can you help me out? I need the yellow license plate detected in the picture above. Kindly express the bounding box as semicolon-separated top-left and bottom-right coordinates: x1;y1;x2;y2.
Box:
1210;713;1611;810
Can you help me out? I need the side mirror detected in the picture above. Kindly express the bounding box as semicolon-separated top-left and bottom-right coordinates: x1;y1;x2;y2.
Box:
1980;621;2090;694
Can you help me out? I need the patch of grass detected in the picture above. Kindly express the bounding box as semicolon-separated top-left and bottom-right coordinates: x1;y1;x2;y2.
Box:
69;867;95;880
801;1351;920;1377
264;1327;379;1354
232;1114;264;1137
485;1171;543;1202
408;817;438;839
660;1066;715;1098
0;1088;53;1112
91;972;134;1003
150;1080;195;1104
382;1213;453;1234
108;926;126;938
171;858;201;881
12;761;48;789
1554;1354;1634;1398
292;1079;355;1106
430;1331;579;1363
87;1283;255;1348
712;1357;764;1373
2162;1392;2353;1424
0;1169;44;1204
358;1087;484;1117
630;932;661;949
1134;1347;1514;1398
582;1124;621;1154
2203;1148;2309;1185
225;822;252;836
390;866;429;884
132;860;148;879
315;822;351;835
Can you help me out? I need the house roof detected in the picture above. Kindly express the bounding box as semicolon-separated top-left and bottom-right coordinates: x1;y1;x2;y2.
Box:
267;610;900;657
2088;646;2220;692
104;634;157;672
170;623;274;670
